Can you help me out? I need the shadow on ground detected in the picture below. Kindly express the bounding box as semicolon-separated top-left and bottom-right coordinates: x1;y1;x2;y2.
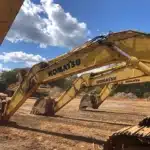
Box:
1;121;106;145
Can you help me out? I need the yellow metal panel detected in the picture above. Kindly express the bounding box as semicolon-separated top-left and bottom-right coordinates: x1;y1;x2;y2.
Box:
0;0;24;44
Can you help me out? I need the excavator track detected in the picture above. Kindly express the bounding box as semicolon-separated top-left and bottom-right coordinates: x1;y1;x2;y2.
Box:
104;117;150;150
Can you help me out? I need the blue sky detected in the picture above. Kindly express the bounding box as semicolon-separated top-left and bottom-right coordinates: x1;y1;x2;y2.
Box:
0;0;150;70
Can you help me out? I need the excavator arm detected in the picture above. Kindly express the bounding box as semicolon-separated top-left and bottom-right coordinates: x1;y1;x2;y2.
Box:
3;30;150;121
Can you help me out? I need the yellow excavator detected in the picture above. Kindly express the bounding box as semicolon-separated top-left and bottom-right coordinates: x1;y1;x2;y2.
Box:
7;29;150;122
2;0;150;149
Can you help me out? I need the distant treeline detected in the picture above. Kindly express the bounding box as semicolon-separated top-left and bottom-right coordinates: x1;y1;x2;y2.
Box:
0;70;18;92
0;70;77;93
1;70;150;98
112;82;150;98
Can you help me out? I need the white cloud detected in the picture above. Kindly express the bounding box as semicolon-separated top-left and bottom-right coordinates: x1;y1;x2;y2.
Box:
0;51;46;67
0;64;11;72
6;0;89;48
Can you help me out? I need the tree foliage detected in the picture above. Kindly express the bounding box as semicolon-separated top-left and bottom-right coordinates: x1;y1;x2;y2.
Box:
0;70;18;92
111;82;150;98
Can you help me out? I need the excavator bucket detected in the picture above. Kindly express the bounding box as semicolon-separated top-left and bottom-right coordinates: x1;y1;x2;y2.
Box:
79;92;103;110
30;96;56;116
79;87;103;110
79;94;93;110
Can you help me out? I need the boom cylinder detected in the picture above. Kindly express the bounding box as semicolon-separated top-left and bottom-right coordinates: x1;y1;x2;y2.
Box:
112;45;150;76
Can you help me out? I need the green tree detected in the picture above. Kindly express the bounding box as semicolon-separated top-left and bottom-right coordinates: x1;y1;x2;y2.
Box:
0;70;18;92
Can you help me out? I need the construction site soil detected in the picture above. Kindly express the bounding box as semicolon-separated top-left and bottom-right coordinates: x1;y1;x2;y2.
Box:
0;97;150;150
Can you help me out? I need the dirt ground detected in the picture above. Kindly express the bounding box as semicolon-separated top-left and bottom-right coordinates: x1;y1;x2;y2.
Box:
0;97;150;150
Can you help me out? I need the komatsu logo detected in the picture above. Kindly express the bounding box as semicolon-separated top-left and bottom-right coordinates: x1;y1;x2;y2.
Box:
48;59;81;76
125;79;140;83
97;76;117;84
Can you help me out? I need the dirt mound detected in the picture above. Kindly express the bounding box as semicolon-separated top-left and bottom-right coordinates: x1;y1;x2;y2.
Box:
113;92;137;99
30;96;56;116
